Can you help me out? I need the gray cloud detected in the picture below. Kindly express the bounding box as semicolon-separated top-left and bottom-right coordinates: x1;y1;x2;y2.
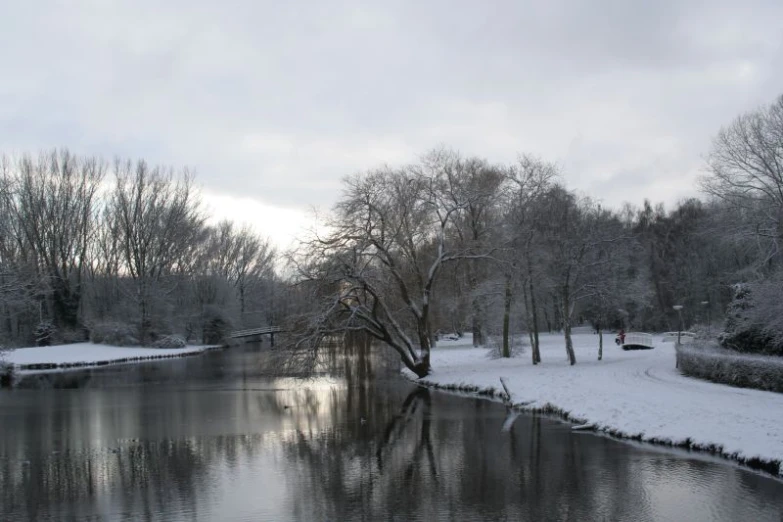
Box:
1;0;782;221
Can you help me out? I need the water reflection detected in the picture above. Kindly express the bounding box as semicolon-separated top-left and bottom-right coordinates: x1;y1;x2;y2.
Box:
1;343;782;521
277;385;645;521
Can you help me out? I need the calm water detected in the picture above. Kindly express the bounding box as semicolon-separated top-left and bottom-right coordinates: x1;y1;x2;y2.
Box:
1;344;782;522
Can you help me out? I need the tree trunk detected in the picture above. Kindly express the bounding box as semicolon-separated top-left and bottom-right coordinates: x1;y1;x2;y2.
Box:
528;262;541;364
544;307;552;333
408;354;431;378
598;328;603;361
562;292;576;365
564;320;576;365
502;275;512;358
522;282;536;364
471;292;483;347
139;282;150;345
468;262;483;347
415;318;432;377
527;328;536;361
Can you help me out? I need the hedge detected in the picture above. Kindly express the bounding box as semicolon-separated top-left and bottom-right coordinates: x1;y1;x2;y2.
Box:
677;342;783;393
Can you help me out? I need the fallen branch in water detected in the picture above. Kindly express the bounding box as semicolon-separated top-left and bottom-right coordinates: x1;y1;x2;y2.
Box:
499;377;513;405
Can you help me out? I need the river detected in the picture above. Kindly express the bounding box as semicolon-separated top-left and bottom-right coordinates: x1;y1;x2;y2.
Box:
1;342;782;521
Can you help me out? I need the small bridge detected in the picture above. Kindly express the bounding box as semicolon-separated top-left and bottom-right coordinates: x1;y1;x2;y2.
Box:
229;326;283;346
621;332;654;350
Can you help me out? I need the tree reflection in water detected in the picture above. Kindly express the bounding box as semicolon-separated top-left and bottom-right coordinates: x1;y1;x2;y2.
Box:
1;340;782;521
276;377;661;521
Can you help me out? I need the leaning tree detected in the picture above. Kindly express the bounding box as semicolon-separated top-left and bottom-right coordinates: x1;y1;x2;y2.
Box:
286;151;494;377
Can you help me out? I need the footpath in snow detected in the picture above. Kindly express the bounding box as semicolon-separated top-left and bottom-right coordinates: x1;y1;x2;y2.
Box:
407;331;783;476
2;342;217;373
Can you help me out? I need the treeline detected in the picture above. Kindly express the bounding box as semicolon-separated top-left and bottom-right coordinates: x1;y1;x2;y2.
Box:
4;94;781;369
289;94;783;376
0;151;287;348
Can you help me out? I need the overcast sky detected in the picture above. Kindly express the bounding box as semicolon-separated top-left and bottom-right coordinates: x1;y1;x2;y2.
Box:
1;1;782;247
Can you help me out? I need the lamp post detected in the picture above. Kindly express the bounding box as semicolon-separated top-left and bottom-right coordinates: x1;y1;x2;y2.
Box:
700;300;710;337
672;305;684;345
673;305;684;369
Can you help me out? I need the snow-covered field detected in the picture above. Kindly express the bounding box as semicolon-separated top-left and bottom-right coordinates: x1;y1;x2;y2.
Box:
2;342;216;372
412;331;783;475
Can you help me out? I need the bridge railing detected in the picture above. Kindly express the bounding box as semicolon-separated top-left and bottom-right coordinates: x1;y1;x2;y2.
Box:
661;331;696;343
622;332;654;349
229;326;282;338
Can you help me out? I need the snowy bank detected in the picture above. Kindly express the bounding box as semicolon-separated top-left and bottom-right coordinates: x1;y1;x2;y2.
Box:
408;332;783;476
2;342;219;373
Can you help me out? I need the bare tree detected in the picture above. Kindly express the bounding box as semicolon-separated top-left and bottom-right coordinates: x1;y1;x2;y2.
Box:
287;153;485;377
578;217;628;360
82;200;125;322
177;221;277;340
700;94;783;267
202;221;276;318
0;166;39;343
535;186;625;364
445;155;506;346
108;159;205;344
2;150;105;334
501;156;557;362
0;150;290;347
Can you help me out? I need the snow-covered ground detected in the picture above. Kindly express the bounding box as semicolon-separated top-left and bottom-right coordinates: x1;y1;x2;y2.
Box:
412;331;783;475
2;342;216;372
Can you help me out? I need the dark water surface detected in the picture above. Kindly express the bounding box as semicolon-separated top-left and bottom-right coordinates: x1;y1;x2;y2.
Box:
1;344;782;521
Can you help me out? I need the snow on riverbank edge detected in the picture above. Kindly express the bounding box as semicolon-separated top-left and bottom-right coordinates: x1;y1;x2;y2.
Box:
404;333;783;478
2;343;221;374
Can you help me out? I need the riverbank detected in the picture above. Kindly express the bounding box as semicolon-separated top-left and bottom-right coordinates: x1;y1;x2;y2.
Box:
406;332;783;477
2;342;219;373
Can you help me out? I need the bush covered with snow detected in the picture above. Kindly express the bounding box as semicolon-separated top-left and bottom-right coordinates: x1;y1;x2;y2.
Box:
90;322;139;347
152;334;187;349
200;305;233;344
719;279;783;356
677;342;783;393
34;321;57;346
687;323;719;341
485;335;526;359
57;326;90;344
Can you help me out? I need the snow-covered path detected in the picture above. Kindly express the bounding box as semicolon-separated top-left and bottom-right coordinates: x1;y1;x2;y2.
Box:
410;332;783;475
2;342;216;372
